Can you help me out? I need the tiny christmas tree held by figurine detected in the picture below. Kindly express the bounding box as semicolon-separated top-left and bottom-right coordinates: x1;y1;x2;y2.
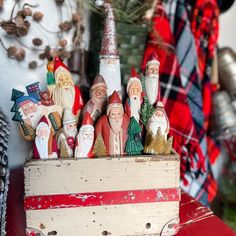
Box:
125;117;143;155
140;96;155;126
92;133;107;158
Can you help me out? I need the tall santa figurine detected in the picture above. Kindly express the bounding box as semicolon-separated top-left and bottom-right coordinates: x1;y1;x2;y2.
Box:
95;91;130;156
33;116;59;159
147;101;170;140
95;0;121;96
125;68;143;123
74;112;94;158
52;56;84;117
144;51;161;105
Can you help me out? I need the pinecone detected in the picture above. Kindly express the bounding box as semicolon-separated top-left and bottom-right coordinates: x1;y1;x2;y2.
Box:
7;46;17;58
59;38;67;47
0;21;17;35
15;48;26;61
28;61;37;69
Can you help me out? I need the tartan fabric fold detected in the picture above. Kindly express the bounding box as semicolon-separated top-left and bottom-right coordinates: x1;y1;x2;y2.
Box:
142;4;205;187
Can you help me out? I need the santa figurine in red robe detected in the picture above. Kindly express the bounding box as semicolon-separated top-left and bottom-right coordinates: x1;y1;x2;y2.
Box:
74;112;94;158
147;101;170;140
52;56;84;117
125;68;143;123
144;51;161;105
95;91;130;156
33;116;58;159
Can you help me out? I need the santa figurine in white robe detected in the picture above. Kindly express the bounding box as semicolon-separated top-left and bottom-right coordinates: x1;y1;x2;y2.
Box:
33;116;58;159
144;51;161;106
147;101;170;140
125;68;143;123
96;0;121;97
52;56;84;117
74;112;94;158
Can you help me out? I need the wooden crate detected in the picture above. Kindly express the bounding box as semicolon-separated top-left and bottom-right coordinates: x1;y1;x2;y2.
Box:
24;154;180;236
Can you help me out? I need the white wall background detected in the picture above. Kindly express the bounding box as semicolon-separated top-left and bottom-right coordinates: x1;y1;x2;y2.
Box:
0;1;235;169
0;0;89;169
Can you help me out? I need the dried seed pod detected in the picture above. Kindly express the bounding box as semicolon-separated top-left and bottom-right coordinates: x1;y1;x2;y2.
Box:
22;7;33;16
28;61;37;69
72;12;81;23
16;20;30;37
39;52;46;60
7;46;17;58
15;48;25;61
32;38;43;46
59;21;72;32
59;38;67;47
33;11;44;22
0;21;17;35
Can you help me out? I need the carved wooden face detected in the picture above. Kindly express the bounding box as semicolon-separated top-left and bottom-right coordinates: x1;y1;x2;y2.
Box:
21;101;38;116
57;72;74;89
155;110;165;118
128;81;142;98
37;126;50;138
146;64;159;77
81;128;94;141
92;86;107;99
108;107;123;120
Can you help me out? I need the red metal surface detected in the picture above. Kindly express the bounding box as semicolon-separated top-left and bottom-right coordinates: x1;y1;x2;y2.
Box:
25;188;180;210
6;169;236;236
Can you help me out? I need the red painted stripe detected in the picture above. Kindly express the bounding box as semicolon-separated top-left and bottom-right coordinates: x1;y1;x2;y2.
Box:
25;188;180;210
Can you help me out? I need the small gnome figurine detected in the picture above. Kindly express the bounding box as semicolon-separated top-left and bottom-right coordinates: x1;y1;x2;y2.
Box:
96;0;121;96
144;52;161;105
52;56;84;117
81;75;108;122
125;68;143;123
95;91;130;156
74;112;94;158
46;61;56;95
33;116;59;159
56;108;78;158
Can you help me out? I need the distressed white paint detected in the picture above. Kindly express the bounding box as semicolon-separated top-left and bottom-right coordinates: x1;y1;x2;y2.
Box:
25;156;180;196
24;155;180;235
26;202;179;236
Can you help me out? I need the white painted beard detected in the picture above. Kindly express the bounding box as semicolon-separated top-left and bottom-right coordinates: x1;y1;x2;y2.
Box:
145;76;159;105
100;60;121;96
53;86;75;109
130;96;141;122
65;127;77;139
76;133;93;158
109;118;122;135
35;135;49;159
148;114;167;136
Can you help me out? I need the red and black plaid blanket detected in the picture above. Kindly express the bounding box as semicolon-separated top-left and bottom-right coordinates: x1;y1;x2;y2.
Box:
142;3;205;187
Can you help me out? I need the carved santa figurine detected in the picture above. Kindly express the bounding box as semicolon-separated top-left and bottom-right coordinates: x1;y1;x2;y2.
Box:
82;75;107;122
74;112;94;158
125;68;143;123
52;56;84;117
95;0;121;96
144;51;161;105
95;91;130;156
147;101;170;140
56;108;78;158
33;116;59;159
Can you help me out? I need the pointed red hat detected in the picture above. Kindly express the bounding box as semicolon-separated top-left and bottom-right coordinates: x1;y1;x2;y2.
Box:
106;91;123;115
91;75;107;90
127;67;142;93
38;115;49;126
82;112;93;126
146;51;160;67
53;56;69;73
